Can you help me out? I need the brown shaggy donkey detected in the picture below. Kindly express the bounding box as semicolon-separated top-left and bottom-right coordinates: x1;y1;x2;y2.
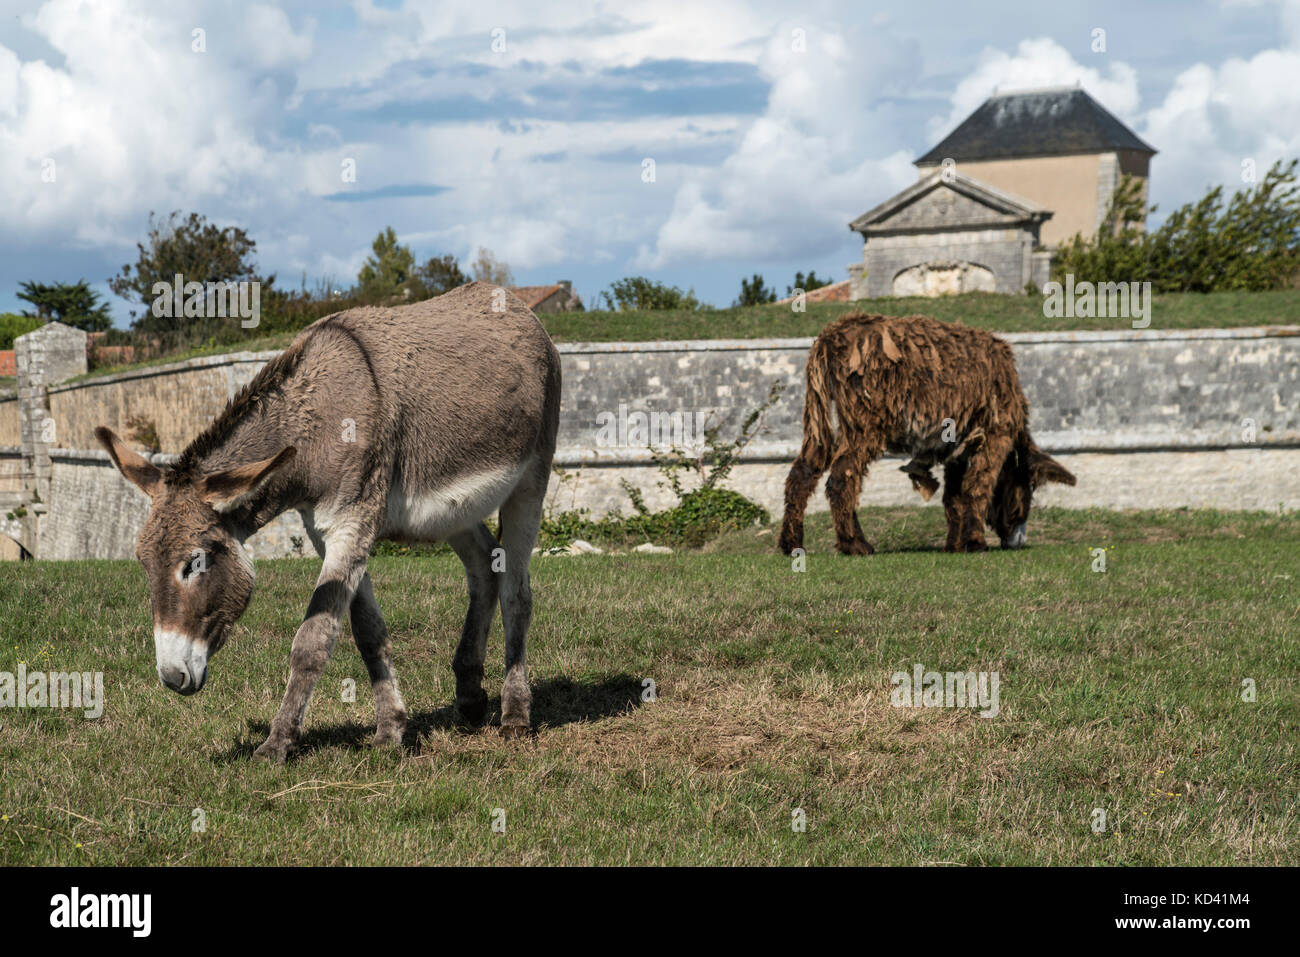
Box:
779;312;1076;556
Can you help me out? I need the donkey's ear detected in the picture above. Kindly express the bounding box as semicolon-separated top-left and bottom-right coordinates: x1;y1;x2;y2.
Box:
1028;443;1077;489
95;426;162;496
199;447;296;506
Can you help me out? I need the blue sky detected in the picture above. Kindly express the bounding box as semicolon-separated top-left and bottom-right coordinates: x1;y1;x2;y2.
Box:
1;0;1298;323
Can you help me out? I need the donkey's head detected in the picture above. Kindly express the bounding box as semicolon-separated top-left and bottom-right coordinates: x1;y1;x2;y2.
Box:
95;428;295;695
987;433;1076;549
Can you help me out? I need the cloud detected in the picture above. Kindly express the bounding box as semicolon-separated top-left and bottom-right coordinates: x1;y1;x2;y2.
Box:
928;36;1141;142
0;0;312;243
2;0;1299;317
1141;0;1300;207
637;21;922;269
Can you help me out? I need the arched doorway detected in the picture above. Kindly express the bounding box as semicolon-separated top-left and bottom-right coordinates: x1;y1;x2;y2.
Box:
892;260;996;297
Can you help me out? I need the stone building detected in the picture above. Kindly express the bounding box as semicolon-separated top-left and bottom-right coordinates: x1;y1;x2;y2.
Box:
510;280;584;313
849;85;1156;298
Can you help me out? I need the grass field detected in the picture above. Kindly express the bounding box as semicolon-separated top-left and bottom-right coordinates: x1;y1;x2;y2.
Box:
1;506;1297;865
78;288;1300;380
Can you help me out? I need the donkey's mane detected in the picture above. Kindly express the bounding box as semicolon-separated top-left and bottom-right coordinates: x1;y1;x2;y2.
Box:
171;333;311;479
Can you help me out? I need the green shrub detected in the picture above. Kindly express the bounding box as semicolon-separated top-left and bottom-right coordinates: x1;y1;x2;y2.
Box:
1054;158;1300;292
0;313;42;349
598;276;703;311
539;383;783;549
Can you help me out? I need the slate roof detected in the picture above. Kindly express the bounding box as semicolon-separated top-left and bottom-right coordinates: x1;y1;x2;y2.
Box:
916;86;1156;165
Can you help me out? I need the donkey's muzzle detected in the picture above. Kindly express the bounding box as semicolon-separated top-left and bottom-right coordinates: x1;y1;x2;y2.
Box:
158;663;205;695
154;629;209;695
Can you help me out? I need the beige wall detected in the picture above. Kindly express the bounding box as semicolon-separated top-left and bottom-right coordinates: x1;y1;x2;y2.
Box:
0;396;18;446
46;356;273;452
0;455;22;494
918;152;1149;248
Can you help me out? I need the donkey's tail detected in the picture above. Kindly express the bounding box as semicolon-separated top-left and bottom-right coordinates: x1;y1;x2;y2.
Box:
798;333;837;472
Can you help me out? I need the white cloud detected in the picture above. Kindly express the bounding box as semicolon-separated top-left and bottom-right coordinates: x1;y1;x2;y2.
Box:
1141;3;1300;206
242;4;316;68
929;37;1141;142
0;0;316;246
2;0;1299;315
637;20;921;269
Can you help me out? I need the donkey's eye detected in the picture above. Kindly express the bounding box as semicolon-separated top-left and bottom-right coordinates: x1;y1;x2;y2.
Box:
178;552;210;583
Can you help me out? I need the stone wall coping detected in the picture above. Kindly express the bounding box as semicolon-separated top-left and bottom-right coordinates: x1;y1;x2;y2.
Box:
48;447;180;466
44;323;1300;391
43;435;1300;469
50;350;285;393
558;324;1300;353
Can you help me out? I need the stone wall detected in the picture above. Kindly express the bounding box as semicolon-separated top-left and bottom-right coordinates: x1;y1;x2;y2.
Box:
40;449;309;561
48;351;271;452
556;327;1300;457
14;324;1300;560
864;228;1037;296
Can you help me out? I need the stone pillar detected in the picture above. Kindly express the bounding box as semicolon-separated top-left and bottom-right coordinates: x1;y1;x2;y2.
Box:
847;261;868;301
16;322;87;509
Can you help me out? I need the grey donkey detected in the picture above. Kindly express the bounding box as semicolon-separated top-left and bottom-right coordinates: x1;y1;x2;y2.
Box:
95;282;562;761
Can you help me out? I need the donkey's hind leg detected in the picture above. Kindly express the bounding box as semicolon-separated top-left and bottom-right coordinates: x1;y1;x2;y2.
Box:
300;510;406;747
779;455;826;555
496;464;548;738
447;523;500;725
350;575;407;747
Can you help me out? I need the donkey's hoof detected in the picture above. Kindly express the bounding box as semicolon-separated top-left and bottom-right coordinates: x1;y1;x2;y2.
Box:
371;726;405;749
456;694;488;725
253;737;296;764
499;723;530;741
777;530;803;555
961;538;989;553
838;539;875;556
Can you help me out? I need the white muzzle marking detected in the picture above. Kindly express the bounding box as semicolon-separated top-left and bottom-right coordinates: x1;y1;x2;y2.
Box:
154;629;208;695
1006;522;1027;549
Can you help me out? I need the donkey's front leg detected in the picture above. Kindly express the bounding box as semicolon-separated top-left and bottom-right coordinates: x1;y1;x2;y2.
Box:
255;542;371;763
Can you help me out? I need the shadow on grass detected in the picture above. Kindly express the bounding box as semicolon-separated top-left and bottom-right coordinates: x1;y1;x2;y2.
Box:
215;673;645;762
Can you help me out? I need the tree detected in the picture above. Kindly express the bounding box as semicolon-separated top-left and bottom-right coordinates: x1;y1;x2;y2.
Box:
788;271;831;296
409;254;469;300
599;276;702;311
470;247;514;287
16;280;112;331
357;227;416;301
1053;158;1300;292
734;274;777;307
109;211;263;332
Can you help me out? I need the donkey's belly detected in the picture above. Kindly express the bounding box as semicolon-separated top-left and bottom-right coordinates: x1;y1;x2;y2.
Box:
382;462;525;542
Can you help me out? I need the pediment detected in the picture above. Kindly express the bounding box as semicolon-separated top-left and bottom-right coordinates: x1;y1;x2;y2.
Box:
850;172;1051;235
